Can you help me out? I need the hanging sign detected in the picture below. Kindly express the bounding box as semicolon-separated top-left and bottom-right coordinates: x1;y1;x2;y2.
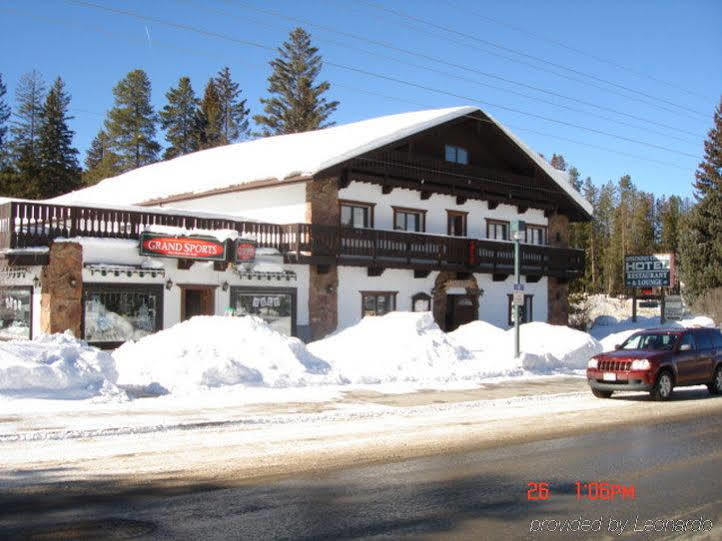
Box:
234;239;257;264
139;232;227;261
625;254;672;288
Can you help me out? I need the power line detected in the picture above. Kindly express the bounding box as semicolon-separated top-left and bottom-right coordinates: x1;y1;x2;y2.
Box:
1;5;698;172
62;0;701;160
226;0;703;139
359;0;709;118
440;0;714;102
193;0;697;145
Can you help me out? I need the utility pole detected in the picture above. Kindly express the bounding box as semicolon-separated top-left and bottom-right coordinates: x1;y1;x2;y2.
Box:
511;220;526;358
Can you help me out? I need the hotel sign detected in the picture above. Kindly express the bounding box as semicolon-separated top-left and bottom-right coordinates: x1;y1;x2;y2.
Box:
139;232;227;261
625;254;672;288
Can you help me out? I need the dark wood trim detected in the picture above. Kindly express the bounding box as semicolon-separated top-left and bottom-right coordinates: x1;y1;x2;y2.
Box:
446;209;468;237
179;284;216;322
382;185;394;195
456;196;467;205
360;291;398;317
524;223;548;245
0;285;33;340
229;286;297;336
339;199;376;228
486;218;510;241
392;206;427;232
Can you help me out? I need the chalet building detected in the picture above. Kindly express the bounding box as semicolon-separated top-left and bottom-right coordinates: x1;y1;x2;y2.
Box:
0;106;591;346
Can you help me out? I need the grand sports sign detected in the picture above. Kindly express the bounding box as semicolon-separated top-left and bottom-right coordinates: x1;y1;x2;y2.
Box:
139;232;227;261
624;254;674;288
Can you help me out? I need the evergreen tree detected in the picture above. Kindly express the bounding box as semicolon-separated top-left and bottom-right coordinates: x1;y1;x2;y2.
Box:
9;70;45;196
197;79;223;149
0;73;10;167
36;77;81;197
550;153;567;171
214;67;250;143
160;76;200;159
104;69;160;171
679;97;722;300
254;27;339;135
83;129;122;185
567;165;582;191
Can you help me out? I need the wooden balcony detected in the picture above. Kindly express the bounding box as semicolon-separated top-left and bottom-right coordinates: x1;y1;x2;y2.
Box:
0;201;584;278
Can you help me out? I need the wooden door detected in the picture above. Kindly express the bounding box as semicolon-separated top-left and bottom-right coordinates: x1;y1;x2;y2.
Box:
445;295;477;331
180;286;215;321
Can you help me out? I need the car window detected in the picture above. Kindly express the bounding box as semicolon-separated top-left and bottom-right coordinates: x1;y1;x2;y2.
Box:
620;333;678;350
697;332;713;350
679;333;696;350
712;330;722;348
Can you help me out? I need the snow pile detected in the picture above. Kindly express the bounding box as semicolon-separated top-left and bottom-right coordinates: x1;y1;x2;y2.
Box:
308;312;479;384
113;316;330;393
143;224;240;243
510;322;603;371
0;332;122;399
597;316;717;352
448;320;506;352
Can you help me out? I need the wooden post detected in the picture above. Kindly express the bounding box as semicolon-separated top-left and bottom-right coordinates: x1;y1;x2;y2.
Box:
660;287;666;324
632;288;637;323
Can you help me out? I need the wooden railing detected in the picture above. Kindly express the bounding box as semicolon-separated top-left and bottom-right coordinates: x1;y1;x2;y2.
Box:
0;201;584;277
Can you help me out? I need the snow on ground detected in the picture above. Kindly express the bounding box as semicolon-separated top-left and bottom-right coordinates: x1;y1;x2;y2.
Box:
448;320;507;352
0;332;123;400
113;316;330;394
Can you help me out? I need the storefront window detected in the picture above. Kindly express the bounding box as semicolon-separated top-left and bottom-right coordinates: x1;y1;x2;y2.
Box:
83;284;163;345
230;287;296;336
0;287;32;340
361;291;397;317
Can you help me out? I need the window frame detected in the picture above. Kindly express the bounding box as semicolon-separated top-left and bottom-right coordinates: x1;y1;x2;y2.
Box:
82;282;164;349
446;209;468;237
486;219;510;241
339;199;375;229
392;206;427;233
444;144;469;165
0;285;33;341
360;291;398;317
507;294;534;326
229;286;298;337
525;224;548;246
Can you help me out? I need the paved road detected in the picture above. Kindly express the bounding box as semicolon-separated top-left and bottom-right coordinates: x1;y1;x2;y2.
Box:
3;395;722;540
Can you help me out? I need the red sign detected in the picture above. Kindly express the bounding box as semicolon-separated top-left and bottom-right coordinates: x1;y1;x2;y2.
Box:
235;240;257;263
140;233;227;261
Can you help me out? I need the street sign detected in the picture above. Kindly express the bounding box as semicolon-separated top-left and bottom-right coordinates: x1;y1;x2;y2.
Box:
664;295;684;320
512;284;525;306
624;254;672;288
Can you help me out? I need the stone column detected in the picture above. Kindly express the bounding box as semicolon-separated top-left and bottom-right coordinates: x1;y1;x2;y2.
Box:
306;177;340;339
40;242;83;337
547;213;570;325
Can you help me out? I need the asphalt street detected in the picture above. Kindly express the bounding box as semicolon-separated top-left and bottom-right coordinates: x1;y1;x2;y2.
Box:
3;392;722;540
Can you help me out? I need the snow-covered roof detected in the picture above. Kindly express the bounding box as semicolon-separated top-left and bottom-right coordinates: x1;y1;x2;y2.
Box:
52;106;592;216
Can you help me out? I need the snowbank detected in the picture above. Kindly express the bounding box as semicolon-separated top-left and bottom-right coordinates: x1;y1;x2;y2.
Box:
511;322;603;371
113;316;330;393
0;332;122;399
448;320;506;352
308;312;479;384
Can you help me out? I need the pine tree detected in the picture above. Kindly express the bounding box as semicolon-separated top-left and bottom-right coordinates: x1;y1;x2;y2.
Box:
214;67;250;143
104;69;160;171
0;73;10;167
36;77;81;197
254;27;339;135
567;165;582;191
679;97;722;300
197;79;223;149
160;76;200;160
550;153;567;171
83;129;122;185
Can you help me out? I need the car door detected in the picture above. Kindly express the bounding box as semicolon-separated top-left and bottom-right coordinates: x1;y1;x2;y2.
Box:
697;330;717;382
675;332;699;385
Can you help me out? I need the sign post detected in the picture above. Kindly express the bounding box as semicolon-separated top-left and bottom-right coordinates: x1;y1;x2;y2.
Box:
511;220;526;358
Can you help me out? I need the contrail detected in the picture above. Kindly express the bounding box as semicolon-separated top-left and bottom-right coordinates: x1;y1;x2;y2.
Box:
145;25;152;49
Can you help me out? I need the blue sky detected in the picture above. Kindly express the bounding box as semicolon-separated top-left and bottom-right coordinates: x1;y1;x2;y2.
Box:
1;0;720;199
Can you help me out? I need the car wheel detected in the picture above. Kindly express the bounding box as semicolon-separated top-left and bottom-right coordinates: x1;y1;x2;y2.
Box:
708;366;722;395
650;371;674;401
592;389;613;399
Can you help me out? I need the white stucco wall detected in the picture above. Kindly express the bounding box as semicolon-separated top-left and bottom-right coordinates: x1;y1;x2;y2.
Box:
158;182;307;224
339;181;547;239
474;273;548;329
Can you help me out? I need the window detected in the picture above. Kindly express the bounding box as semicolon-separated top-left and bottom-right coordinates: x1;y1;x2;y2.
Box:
411;292;431;312
507;294;533;326
620;333;679;351
445;144;468;165
487;219;510;241
83;284;163;345
340;200;374;228
696;331;713;350
679;333;696;351
0;286;32;340
525;225;547;245
393;207;426;232
361;291;397;317
230;287;296;336
447;210;468;237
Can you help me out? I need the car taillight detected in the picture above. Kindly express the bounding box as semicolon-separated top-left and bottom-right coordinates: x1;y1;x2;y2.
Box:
588;358;598;369
630;359;651;370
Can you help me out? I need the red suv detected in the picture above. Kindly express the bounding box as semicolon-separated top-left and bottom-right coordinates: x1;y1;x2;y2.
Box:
587;327;722;400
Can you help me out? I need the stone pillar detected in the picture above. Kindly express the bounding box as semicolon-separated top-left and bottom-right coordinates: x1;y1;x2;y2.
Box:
547;213;570;325
306;177;340;339
40;242;83;337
